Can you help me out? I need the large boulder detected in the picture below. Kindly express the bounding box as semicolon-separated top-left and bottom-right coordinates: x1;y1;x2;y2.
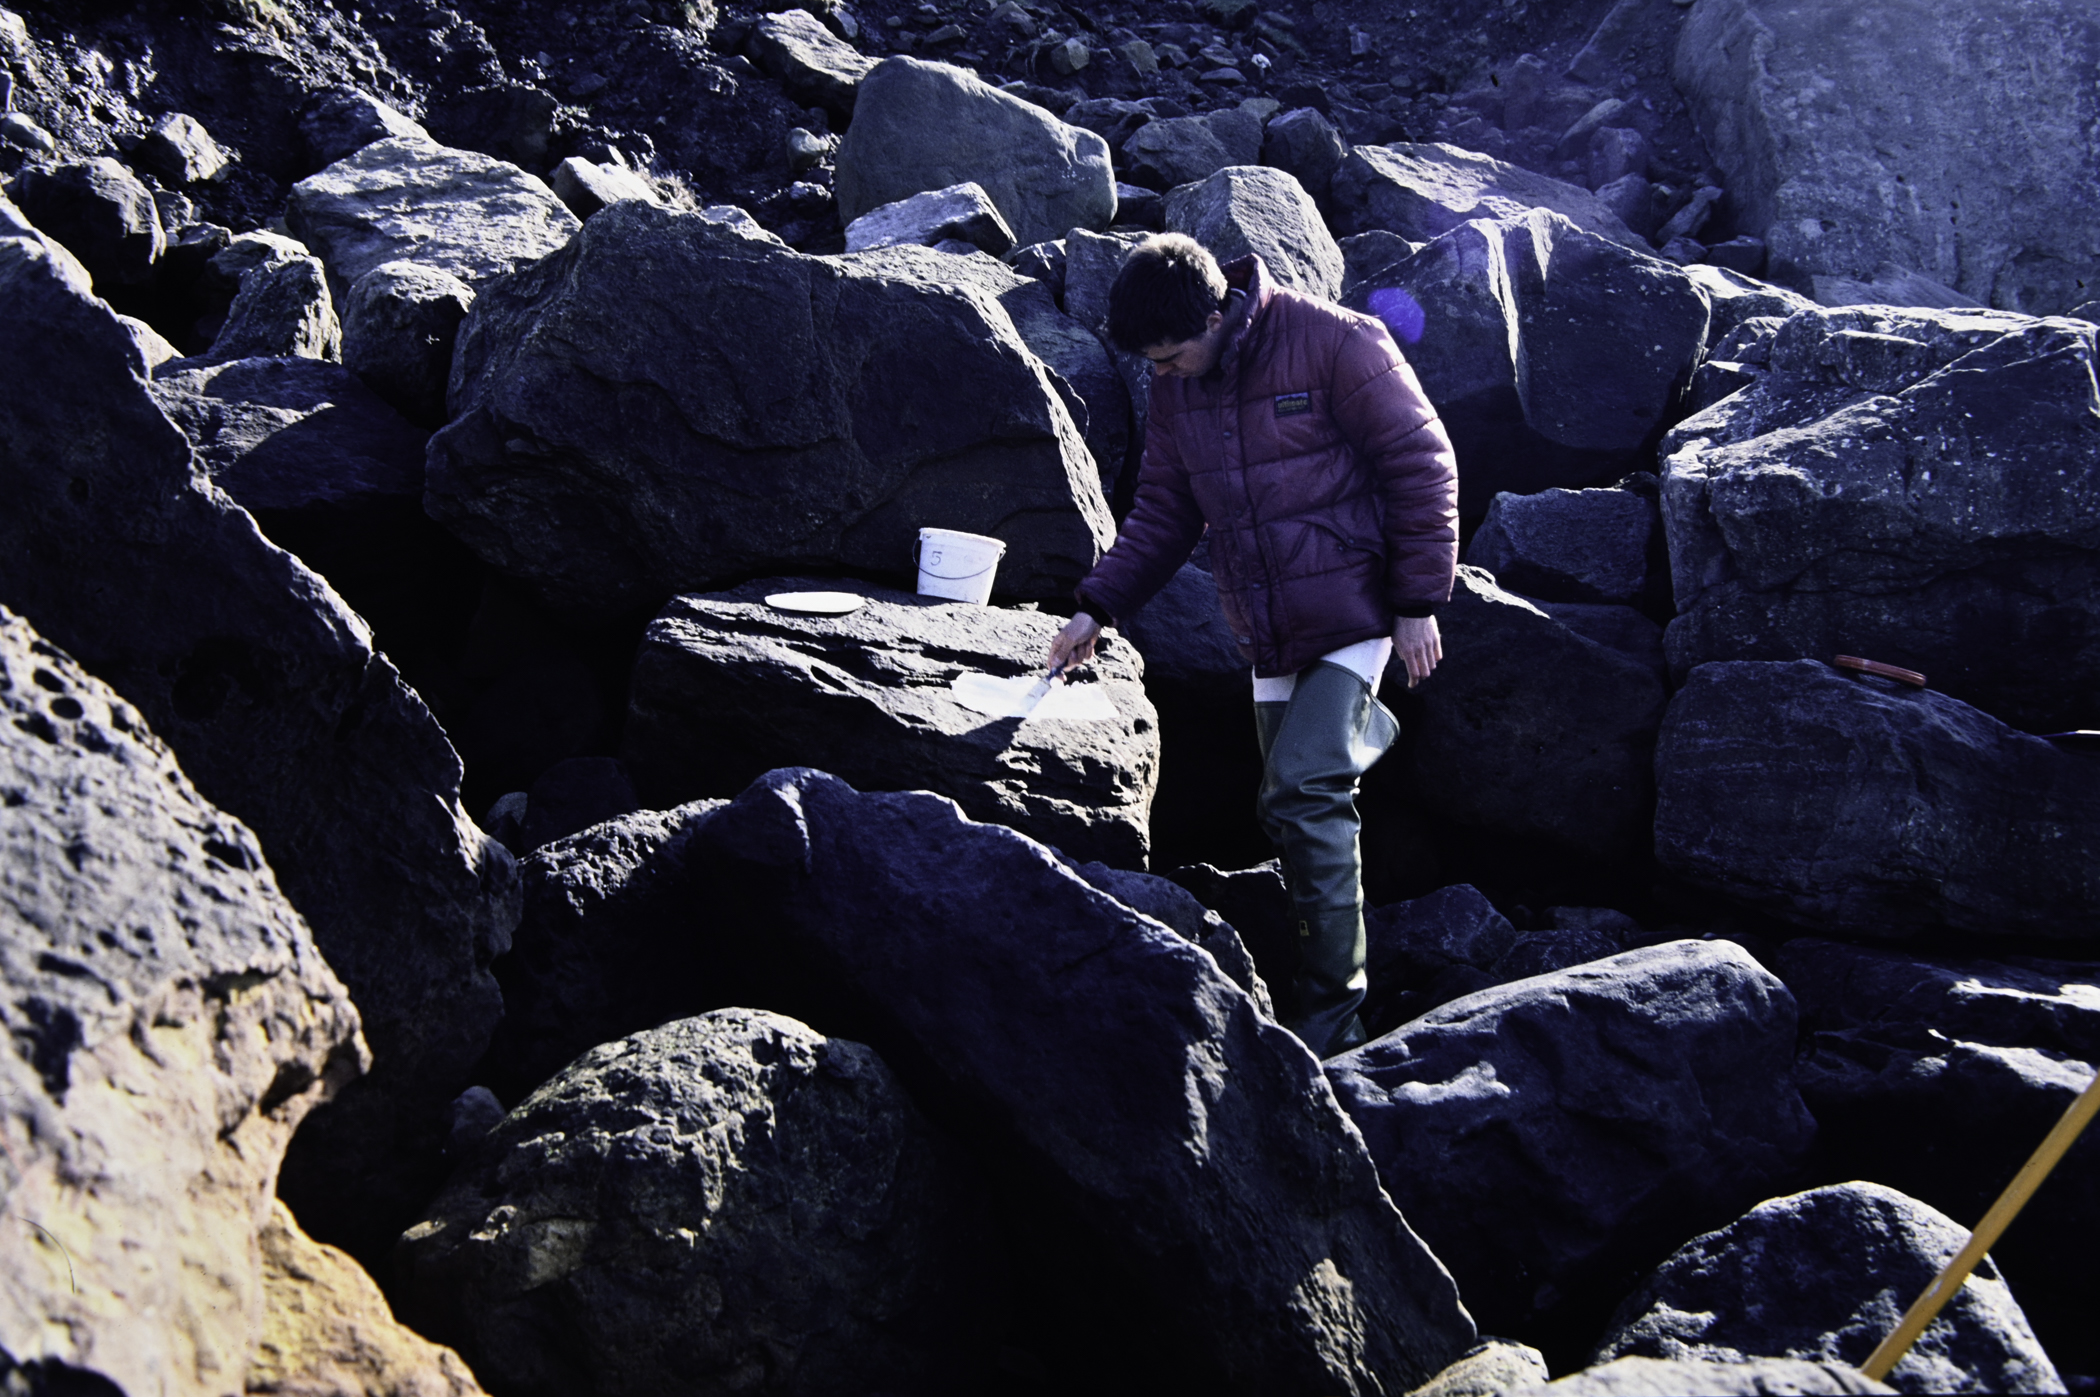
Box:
299;87;431;168
148;356;426;512
1262;107;1349;205
1594;1183;2062;1394
843;180;1016;255
1118;560;1246;700
0;608;365;1396
286;136;582;292
399;1009;1005;1397
12;157;163;289
622;579;1158;868
248;1199;486;1397
1465;480;1666;610
1778;938;2100;1370
1675;0;2100;313
1327;941;1818;1336
746;7;877;120
1659;304;2100;731
1121;108;1265;191
1165;164;1344;302
835;57;1115;249
1330;142;1644;247
1653;660;2100;941
340;259;476;429
427;202;1112;616
690;768;1478;1394
1345;211;1710;511
1400;567;1668;860
0;202;521;1262
205;254;342;363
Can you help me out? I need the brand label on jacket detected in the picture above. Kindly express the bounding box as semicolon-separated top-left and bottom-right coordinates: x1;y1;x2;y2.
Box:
1274;392;1312;417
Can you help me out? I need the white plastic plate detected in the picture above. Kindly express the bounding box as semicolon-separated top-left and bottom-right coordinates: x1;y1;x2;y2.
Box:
764;591;866;616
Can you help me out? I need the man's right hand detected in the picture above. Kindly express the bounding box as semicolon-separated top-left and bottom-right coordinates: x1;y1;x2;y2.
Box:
1047;612;1102;674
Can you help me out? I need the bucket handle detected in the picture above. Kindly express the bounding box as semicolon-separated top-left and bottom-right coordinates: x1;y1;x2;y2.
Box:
913;536;1005;581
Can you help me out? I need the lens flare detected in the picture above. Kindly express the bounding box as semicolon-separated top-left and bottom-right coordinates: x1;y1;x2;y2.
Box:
1367;286;1426;345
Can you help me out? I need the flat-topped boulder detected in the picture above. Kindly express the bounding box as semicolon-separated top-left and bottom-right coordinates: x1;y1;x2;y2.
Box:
286;135;581;291
623;579;1158;868
0;608;364;1396
427;202;1112;616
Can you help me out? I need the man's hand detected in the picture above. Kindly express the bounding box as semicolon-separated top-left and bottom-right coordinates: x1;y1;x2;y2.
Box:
1047;612;1102;674
1393;614;1442;688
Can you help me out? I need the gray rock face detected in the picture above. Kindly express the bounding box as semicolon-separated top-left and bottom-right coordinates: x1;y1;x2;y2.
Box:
547;156;660;221
207;254;341;362
479;802;730;1105
1676;0;2100;314
1063;858;1273;1015
286;136;582;292
691;769;1478;1394
1778;938;2100;1370
0;202;520;1262
149;356;426;512
427;202;1112;615
1533;1356;1893;1395
14;157;163;288
1465;482;1664;609
1595;1183;2062;1395
299;87;431;168
836;57;1115;249
1330;142;1643;247
1262;107;1348;205
1654;660;2100;940
748;7;878;119
1328;941;1817;1335
1658;304;2100;731
1165;165;1343;303
1404;567;1668;860
622;579;1158;868
0;607;365;1397
1345;211;1710;512
400;1009;1006;1397
340;260;475;429
1122;108;1264;190
1361;883;1517;1034
844;179;1016;255
136;111;228;185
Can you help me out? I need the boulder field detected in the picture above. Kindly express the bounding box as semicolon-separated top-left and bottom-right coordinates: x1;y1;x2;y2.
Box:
0;0;2095;1391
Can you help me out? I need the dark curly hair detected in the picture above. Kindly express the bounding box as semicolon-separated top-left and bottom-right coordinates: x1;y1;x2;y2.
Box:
1106;233;1228;353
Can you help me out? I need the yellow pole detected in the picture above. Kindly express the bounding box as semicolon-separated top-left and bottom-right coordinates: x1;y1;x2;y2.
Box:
1860;1062;2100;1382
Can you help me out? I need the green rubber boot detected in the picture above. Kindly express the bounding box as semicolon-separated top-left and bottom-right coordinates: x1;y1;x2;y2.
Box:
1253;661;1399;1058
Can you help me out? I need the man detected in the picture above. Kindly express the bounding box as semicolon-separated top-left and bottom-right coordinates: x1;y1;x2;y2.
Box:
1045;233;1458;1059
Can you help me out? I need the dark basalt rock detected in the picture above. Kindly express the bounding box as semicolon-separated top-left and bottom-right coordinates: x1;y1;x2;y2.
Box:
1594;1183;2062;1394
622;579;1158;869
0;201;519;1264
1778;937;2100;1372
1660;304;2100;731
0;606;363;1394
426;202;1112;617
691;768;1479;1395
400;1009;1007;1397
1653;660;2100;941
1328;941;1817;1339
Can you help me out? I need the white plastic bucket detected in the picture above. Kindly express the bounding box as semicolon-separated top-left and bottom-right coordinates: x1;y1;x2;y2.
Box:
915;527;1006;604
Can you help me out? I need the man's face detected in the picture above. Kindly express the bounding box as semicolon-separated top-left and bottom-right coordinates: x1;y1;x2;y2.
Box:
1142;309;1226;378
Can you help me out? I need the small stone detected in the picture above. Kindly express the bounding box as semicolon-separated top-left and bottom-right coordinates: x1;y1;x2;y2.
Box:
1661;235;1707;264
1202;0;1260;29
1;111;55;153
926;23;964;43
1048;36;1091;74
1114;38;1158;74
569;70;609;98
135;112;230;185
1201;66;1247;85
786;125;834;172
786;179;834;214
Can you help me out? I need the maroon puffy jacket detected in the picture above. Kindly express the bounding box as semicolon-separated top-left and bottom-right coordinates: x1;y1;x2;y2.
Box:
1075;255;1459;678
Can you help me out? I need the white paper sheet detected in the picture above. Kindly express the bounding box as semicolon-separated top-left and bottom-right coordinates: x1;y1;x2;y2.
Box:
949;672;1119;722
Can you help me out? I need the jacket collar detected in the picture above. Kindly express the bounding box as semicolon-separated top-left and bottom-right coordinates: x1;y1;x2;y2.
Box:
1209;254;1274;384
